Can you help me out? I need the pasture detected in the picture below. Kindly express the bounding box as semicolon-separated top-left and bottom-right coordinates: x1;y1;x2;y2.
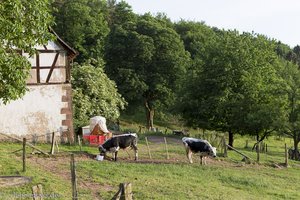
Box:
0;134;299;200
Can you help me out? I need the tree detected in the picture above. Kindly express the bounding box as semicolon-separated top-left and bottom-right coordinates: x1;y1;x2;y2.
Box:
105;13;190;129
280;61;300;160
175;20;217;62
180;30;286;147
0;0;53;104
106;0;137;28
52;0;109;63
174;20;219;129
71;61;127;131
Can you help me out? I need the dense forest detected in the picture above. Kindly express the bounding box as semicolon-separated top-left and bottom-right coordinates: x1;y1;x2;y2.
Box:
1;0;299;159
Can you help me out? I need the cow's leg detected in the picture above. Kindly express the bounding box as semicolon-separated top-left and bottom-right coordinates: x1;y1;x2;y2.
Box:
114;151;118;161
102;153;107;160
200;155;203;165
187;149;193;164
111;152;115;161
184;144;193;163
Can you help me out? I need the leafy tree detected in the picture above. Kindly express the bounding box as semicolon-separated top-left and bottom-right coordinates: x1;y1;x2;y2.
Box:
292;45;300;67
174;20;218;128
175;20;216;62
52;0;109;63
180;30;286;147
0;0;54;104
106;0;137;28
280;61;300;160
275;42;300;67
71;61;127;131
105;13;190;129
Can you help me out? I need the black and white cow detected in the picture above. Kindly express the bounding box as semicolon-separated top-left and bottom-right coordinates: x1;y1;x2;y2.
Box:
98;133;138;161
182;137;217;165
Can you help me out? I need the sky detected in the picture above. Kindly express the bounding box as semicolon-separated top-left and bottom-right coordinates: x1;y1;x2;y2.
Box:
124;0;300;47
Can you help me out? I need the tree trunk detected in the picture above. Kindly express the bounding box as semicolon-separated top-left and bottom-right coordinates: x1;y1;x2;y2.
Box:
228;130;234;149
293;135;300;161
144;100;154;130
146;109;154;130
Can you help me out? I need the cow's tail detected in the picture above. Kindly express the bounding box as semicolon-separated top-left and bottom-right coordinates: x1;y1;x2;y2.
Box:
132;133;138;147
130;133;138;161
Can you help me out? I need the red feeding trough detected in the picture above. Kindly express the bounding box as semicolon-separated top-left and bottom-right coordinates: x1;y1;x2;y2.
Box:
83;135;106;146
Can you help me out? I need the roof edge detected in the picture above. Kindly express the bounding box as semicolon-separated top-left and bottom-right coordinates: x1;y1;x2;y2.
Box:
49;27;78;60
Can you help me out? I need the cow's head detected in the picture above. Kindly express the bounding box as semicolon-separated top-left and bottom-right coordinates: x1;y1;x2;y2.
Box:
210;147;217;157
98;145;107;156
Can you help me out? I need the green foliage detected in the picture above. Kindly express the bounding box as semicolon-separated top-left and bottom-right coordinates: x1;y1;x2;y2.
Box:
105;12;190;127
106;0;137;28
180;30;287;142
0;0;53;104
275;42;300;67
175;20;217;62
279;60;300;154
0;50;30;104
71;61;127;130
49;0;300;144
52;0;109;63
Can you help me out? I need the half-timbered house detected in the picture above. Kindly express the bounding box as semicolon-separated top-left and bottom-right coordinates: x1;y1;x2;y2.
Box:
0;30;77;142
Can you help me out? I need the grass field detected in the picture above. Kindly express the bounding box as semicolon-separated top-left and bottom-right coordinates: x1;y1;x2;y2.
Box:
0;134;299;200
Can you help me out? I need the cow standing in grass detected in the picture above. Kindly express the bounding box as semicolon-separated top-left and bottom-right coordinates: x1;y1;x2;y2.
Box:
98;133;138;161
182;137;217;165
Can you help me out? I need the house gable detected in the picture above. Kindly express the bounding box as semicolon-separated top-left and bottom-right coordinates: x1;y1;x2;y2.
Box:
24;31;77;85
0;30;77;143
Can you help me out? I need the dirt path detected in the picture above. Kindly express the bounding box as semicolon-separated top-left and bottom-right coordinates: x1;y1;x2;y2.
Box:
27;152;111;200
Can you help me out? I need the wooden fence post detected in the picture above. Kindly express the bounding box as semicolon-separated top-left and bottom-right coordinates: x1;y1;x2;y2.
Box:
23;138;26;172
202;129;205;139
32;184;43;200
260;142;265;153
218;138;223;154
145;137;152;159
164;128;168;134
78;135;82;152
285;143;288;167
50;132;55;155
70;154;78;199
164;137;169;159
122;183;133;200
222;136;227;157
112;183;133;200
55;140;60;153
256;142;260;163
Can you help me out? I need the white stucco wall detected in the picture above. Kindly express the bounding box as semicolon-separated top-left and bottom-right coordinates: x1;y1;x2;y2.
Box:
0;85;66;137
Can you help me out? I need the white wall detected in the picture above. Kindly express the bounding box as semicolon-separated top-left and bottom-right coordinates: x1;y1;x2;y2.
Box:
0;85;66;137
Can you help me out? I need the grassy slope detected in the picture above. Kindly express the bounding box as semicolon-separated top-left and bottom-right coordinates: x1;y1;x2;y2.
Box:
0;134;300;200
80;161;300;200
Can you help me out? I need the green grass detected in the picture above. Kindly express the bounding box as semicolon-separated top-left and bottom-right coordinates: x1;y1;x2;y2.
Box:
0;135;299;200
